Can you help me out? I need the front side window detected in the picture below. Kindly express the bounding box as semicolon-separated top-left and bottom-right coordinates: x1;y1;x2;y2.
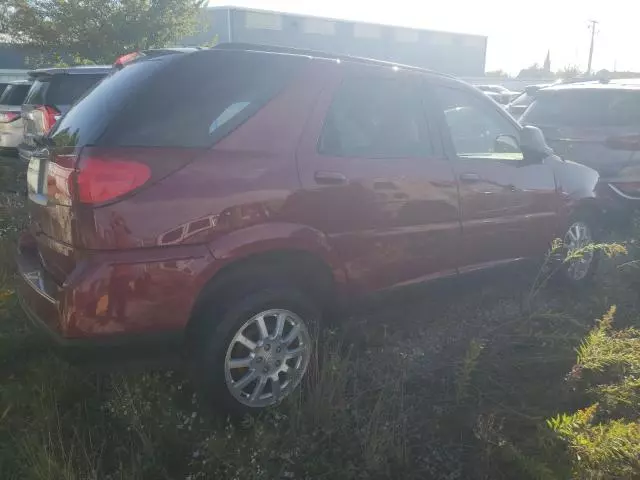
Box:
434;85;523;161
319;76;433;159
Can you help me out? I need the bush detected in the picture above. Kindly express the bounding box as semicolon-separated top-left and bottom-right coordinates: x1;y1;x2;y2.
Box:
548;307;640;479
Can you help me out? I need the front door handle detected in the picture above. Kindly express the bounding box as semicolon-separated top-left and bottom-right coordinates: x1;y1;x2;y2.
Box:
459;172;481;182
314;171;348;186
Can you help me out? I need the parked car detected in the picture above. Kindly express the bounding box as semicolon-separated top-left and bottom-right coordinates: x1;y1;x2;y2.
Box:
0;82;10;98
482;90;510;106
0;80;32;155
18;66;111;162
476;84;519;104
507;84;551;119
16;44;601;413
520;79;640;219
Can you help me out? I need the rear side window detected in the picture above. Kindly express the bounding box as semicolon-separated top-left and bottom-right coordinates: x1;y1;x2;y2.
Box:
318;75;433;158
0;84;31;105
105;50;306;147
46;74;105;105
522;89;640;127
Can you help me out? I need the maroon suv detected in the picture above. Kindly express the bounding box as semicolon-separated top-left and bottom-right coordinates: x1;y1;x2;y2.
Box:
16;44;601;413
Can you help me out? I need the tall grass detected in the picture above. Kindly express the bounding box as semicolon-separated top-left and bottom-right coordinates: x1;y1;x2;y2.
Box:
1;155;640;478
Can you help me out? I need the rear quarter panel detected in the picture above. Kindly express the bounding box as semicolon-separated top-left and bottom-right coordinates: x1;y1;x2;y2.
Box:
82;60;347;293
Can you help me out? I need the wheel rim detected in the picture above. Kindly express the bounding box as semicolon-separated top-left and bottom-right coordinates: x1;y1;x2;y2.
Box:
224;308;312;408
564;221;594;281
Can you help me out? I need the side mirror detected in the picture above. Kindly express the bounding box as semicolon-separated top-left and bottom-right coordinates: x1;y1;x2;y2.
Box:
494;134;520;153
520;125;553;158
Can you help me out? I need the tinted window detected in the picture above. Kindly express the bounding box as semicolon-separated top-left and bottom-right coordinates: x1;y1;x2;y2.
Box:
106;51;306;147
0;84;31;106
521;89;640;127
24;79;48;105
319;76;433;158
434;85;523;161
52;60;167;146
47;74;106;105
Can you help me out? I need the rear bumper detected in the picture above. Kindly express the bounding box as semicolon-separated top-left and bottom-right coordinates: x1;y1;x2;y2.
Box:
15;235;214;351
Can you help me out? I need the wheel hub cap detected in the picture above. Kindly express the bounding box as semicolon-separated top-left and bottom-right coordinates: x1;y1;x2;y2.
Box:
564;221;594;281
224;308;311;408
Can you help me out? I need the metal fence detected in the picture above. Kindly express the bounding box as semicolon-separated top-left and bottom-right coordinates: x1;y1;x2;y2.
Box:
0;70;29;83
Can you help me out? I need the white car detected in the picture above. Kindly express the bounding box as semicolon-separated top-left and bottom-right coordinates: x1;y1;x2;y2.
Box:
0;80;32;154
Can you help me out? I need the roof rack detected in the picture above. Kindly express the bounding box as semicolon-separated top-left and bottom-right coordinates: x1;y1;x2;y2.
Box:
214;42;453;78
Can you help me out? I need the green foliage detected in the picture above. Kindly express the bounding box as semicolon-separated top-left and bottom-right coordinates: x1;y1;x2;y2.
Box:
2;0;207;64
548;307;640;479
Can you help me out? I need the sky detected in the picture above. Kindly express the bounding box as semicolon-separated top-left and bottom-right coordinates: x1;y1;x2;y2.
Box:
209;0;640;75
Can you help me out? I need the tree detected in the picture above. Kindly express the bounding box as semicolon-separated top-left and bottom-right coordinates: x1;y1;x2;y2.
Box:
1;0;207;65
517;63;550;79
556;64;583;79
485;70;510;79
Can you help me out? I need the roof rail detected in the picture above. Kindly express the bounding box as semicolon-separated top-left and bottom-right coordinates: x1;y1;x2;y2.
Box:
214;42;453;78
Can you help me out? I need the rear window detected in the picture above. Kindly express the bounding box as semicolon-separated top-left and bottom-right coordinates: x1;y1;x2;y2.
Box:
0;84;31;106
521;89;640;127
52;61;166;146
24;74;105;107
104;50;306;147
47;74;106;105
24;79;47;105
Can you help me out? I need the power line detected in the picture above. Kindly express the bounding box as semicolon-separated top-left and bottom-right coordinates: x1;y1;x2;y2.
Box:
587;19;599;75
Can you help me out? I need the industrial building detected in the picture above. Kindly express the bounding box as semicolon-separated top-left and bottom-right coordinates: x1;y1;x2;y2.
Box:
1;7;488;80
187;7;487;76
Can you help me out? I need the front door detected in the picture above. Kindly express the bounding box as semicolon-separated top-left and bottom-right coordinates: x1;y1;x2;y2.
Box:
426;81;559;270
294;65;461;293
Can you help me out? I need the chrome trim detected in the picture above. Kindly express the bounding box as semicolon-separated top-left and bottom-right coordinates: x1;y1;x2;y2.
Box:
608;183;640;201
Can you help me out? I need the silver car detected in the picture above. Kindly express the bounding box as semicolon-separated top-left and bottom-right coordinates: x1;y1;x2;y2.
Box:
0;80;32;154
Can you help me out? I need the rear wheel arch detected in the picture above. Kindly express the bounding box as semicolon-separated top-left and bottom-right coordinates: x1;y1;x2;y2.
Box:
186;248;340;342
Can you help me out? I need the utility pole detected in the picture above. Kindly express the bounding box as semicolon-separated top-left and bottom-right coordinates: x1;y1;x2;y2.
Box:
587;20;599;75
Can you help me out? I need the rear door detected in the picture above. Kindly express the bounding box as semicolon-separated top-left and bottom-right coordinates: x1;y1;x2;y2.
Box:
520;88;640;179
296;65;461;292
427;81;558;268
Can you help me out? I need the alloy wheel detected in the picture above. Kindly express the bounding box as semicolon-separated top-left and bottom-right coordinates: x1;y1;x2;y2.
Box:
224;308;312;408
564;221;594;281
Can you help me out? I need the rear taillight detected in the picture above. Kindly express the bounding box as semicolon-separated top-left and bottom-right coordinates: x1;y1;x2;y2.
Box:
75;153;151;204
0;112;20;123
605;134;640;151
35;105;61;135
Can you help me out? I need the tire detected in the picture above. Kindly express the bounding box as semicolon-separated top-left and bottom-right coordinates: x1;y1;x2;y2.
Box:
557;213;601;286
188;283;320;415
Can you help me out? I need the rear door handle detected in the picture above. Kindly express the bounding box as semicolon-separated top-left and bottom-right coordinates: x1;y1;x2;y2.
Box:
459;172;481;182
314;171;348;186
